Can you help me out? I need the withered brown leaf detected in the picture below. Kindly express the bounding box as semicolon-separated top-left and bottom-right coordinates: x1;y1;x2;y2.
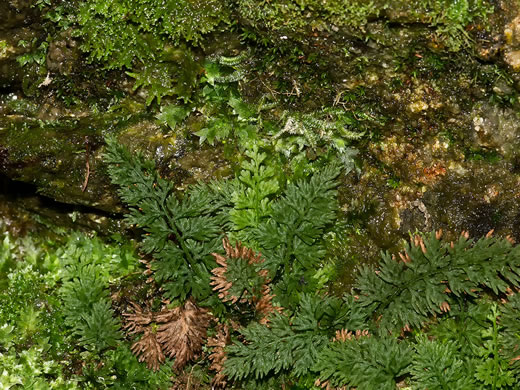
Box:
156;298;212;371
131;327;165;371
123;301;154;335
208;323;231;388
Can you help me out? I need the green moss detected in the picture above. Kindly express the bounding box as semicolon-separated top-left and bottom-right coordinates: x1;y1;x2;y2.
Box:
74;0;232;69
237;0;379;32
237;0;493;51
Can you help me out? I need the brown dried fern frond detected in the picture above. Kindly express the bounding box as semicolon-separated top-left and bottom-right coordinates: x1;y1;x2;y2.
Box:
123;301;154;335
221;237;264;265
130;327;165;371
332;329;370;342
156;298;212;371
208;323;231;388
254;284;282;324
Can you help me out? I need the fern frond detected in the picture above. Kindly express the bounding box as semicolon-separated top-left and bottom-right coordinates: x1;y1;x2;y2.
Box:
208;323;231;388
315;334;412;390
410;336;475;390
500;293;520;375
211;238;267;304
123;301;154;335
230;145;280;243
255;163;341;300
105;137;231;301
77;300;122;351
355;232;520;333
130;327;165;372
224;294;366;381
156;299;212;371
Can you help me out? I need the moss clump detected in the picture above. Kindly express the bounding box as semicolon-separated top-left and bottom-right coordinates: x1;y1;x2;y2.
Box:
237;0;379;32
237;0;493;51
74;0;232;69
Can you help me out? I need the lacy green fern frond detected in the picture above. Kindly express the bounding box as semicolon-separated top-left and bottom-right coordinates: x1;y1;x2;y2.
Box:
230;145;280;242
474;304;516;389
105;137;231;301
410;336;476;390
255;163;341;300
315;334;412;390
60;263;110;319
427;300;490;357
500;293;520;376
355;231;520;333
59;240;123;352
224;294;366;381
77;300;122;351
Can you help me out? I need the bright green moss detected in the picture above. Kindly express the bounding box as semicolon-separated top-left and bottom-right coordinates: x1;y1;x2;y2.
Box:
75;0;233;69
237;0;379;32
237;0;493;50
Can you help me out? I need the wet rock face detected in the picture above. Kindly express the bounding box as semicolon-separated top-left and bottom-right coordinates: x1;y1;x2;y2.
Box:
0;113;231;212
471;103;520;158
423;162;520;238
1;0;520;258
504;14;520;70
0;1;40;31
46;30;80;75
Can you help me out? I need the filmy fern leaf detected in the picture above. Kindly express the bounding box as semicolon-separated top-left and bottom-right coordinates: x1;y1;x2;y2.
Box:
410;336;475;390
355;232;520;333
315;334;412;390
105;136;231;301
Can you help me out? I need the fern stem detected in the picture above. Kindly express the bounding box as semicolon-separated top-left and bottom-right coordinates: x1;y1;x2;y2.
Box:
159;201;195;267
491;305;499;390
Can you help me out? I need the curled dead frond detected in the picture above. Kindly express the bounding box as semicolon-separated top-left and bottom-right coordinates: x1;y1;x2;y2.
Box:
254;284;283;324
130;327;165;371
123;301;154;335
156;298;212;371
208;323;231;388
123;299;212;372
333;329;370;342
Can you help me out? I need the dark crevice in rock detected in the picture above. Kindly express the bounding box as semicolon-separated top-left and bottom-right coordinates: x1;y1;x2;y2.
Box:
0;174;124;236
